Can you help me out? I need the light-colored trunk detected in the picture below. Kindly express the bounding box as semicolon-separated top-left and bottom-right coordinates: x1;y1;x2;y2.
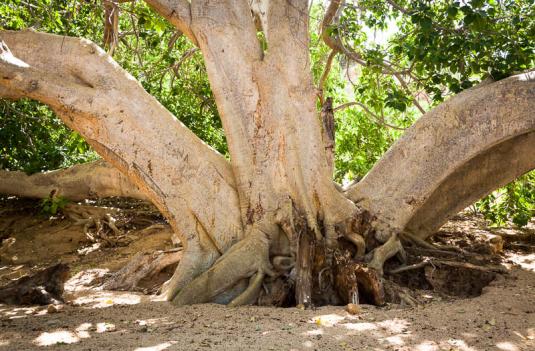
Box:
346;72;535;240
169;0;359;306
0;160;147;201
0;30;243;299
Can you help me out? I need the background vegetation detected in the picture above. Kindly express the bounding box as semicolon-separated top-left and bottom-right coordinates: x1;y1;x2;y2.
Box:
0;0;533;226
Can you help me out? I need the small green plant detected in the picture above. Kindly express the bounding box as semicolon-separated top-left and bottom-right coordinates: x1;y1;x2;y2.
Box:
40;194;69;215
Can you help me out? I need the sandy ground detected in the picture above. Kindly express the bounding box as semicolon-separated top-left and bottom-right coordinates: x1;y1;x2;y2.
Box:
0;198;534;350
0;267;534;351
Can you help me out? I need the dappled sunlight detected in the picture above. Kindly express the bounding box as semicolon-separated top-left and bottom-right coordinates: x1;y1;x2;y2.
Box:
33;331;80;346
135;317;171;327
134;341;177;351
377;318;410;334
496;341;519;351
444;338;478;351
505;252;535;272
304;313;416;348
0;305;39;319
308;313;346;327
64;268;110;292
96;322;116;333
299;312;534;351
381;334;406;346
75;322;93;339
71;290;143;308
30;321;121;347
0;340;9;347
414;340;440;351
342;322;377;331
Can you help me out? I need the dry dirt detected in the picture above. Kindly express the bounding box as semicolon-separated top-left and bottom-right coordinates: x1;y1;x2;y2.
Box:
0;198;534;351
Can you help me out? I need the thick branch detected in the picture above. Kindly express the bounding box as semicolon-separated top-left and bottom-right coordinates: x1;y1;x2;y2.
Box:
346;72;535;239
144;0;197;45
0;30;243;256
0;160;147;201
318;49;337;104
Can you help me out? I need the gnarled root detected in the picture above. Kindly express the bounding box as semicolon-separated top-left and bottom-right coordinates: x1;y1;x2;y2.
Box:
172;228;274;306
160;243;221;301
64;203;129;247
344;232;366;257
368;233;405;275
228;270;265;307
102;250;182;293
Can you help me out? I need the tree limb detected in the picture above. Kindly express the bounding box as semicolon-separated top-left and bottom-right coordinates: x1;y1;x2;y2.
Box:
144;0;197;46
0;30;243;256
0;160;147;201
318;49;337;104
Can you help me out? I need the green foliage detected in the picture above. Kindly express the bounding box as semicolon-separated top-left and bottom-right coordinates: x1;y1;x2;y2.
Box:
315;0;534;225
477;172;535;227
40;195;69;216
0;99;98;173
338;0;534;103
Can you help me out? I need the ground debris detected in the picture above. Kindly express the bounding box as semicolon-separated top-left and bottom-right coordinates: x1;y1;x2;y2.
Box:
0;263;69;305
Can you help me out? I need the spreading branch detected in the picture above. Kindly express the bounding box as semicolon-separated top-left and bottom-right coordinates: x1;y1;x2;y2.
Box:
321;0;425;114
0;160;147;201
144;0;197;45
0;30;243;257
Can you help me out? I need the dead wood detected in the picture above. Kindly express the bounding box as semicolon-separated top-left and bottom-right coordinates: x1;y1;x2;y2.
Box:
101;250;182;293
0;263;69;305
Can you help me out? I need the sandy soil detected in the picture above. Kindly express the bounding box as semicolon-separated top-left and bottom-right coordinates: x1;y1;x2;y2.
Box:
0;198;534;351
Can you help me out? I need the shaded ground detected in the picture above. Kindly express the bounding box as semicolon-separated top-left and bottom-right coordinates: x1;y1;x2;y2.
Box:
0;197;534;350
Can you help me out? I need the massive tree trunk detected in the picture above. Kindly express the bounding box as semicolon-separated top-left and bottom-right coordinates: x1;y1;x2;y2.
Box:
0;1;533;307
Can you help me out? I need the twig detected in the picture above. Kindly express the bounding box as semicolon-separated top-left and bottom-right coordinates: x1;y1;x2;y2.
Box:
318;49;337;104
333;101;406;130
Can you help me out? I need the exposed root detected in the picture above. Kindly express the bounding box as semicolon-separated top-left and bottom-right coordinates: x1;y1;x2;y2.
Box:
139;223;170;235
344;232;366;257
101;250;182;293
295;231;315;306
63;202;166;248
228;270;265;306
272;256;294;272
383;281;420;307
401;232;463;253
335;261;385;306
388;259;432;274
64;203;129;247
160;245;220;301
368;233;403;275
172;228;273;305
